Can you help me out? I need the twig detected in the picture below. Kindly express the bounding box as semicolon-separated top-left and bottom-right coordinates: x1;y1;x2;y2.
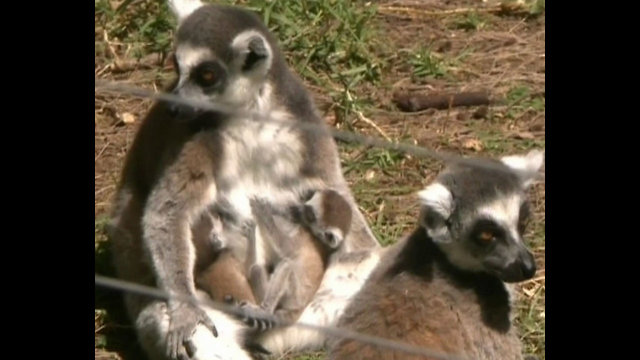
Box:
393;91;491;112
355;110;392;142
379;5;503;17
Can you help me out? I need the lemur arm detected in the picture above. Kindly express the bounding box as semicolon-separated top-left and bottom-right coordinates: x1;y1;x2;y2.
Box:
243;218;268;302
141;139;218;356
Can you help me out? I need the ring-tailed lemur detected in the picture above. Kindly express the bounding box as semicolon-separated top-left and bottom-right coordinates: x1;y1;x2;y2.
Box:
106;2;379;360
329;149;544;360
242;189;353;330
195;189;353;333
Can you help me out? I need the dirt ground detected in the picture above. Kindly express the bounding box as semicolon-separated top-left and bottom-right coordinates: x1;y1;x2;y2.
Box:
95;1;545;359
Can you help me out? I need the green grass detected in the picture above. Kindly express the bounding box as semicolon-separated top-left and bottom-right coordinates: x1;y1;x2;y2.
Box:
95;0;176;59
95;1;545;359
515;286;545;358
410;47;448;79
472;129;544;155
504;85;545;119
452;11;490;31
230;0;382;85
228;0;384;123
96;0;385;126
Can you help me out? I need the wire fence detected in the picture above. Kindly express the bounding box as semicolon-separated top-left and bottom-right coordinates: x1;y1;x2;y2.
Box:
95;274;470;360
95;80;544;180
94;78;544;360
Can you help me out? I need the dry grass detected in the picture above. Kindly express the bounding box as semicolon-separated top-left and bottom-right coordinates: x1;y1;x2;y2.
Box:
95;0;545;358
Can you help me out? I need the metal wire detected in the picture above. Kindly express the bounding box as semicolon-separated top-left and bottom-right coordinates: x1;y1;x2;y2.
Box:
94;79;543;360
95;274;470;360
95;80;544;180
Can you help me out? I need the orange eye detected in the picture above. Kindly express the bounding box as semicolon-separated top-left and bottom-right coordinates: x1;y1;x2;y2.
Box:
478;231;495;243
193;61;224;88
200;71;215;84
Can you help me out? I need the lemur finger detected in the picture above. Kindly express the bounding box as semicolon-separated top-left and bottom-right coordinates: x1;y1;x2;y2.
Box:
184;339;197;358
167;332;178;359
201;317;218;337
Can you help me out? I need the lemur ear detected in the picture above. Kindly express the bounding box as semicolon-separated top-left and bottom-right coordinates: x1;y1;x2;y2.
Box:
417;183;453;244
243;36;270;71
168;0;204;23
231;31;273;75
500;149;544;188
302;191;323;224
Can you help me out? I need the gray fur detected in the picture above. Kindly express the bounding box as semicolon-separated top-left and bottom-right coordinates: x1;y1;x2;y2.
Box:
420;158;537;280
329;150;543;360
107;4;379;360
240;191;352;330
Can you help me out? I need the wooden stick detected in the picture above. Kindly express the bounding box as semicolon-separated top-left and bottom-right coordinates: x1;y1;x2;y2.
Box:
393;91;491;112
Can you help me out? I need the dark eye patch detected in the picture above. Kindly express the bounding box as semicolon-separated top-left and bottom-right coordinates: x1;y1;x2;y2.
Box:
191;61;226;92
469;219;506;247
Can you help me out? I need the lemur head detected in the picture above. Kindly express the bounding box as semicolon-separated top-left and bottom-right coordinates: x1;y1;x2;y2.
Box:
167;2;281;113
302;189;353;250
418;150;544;283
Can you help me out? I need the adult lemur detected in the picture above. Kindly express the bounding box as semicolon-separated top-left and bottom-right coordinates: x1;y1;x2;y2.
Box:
107;1;379;360
329;150;544;360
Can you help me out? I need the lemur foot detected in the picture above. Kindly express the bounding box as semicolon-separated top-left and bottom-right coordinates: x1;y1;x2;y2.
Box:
237;301;276;331
166;302;218;360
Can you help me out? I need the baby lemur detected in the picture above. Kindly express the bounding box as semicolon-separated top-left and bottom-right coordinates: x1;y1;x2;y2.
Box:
329;149;544;360
197;189;353;330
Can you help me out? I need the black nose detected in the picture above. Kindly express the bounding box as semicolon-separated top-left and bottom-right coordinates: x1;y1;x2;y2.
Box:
494;250;536;283
520;251;536;279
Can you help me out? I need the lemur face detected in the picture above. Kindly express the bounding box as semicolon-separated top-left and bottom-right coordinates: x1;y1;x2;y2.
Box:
302;189;353;250
169;5;275;116
418;150;544;283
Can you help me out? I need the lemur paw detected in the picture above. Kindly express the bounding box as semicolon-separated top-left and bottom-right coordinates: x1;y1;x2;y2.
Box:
237;301;276;332
239;219;256;236
166;302;217;360
208;232;225;251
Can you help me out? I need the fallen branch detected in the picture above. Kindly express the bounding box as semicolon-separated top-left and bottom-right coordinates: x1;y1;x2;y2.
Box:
393;91;491;112
378;3;531;18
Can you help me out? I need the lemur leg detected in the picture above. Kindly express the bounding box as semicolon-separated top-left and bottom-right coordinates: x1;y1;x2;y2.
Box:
260;259;294;313
245;221;269;303
241;260;297;331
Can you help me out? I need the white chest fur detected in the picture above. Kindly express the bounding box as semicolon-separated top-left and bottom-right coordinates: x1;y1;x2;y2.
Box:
215;114;312;218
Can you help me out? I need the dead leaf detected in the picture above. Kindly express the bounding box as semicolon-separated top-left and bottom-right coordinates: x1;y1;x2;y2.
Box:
522;283;542;298
121;112;136;124
522;287;535;297
462;138;483;152
365;169;376;181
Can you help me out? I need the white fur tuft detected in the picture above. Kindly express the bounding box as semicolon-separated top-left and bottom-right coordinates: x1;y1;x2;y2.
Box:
418;183;453;218
190;308;253;360
500;149;544;188
168;0;204;22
